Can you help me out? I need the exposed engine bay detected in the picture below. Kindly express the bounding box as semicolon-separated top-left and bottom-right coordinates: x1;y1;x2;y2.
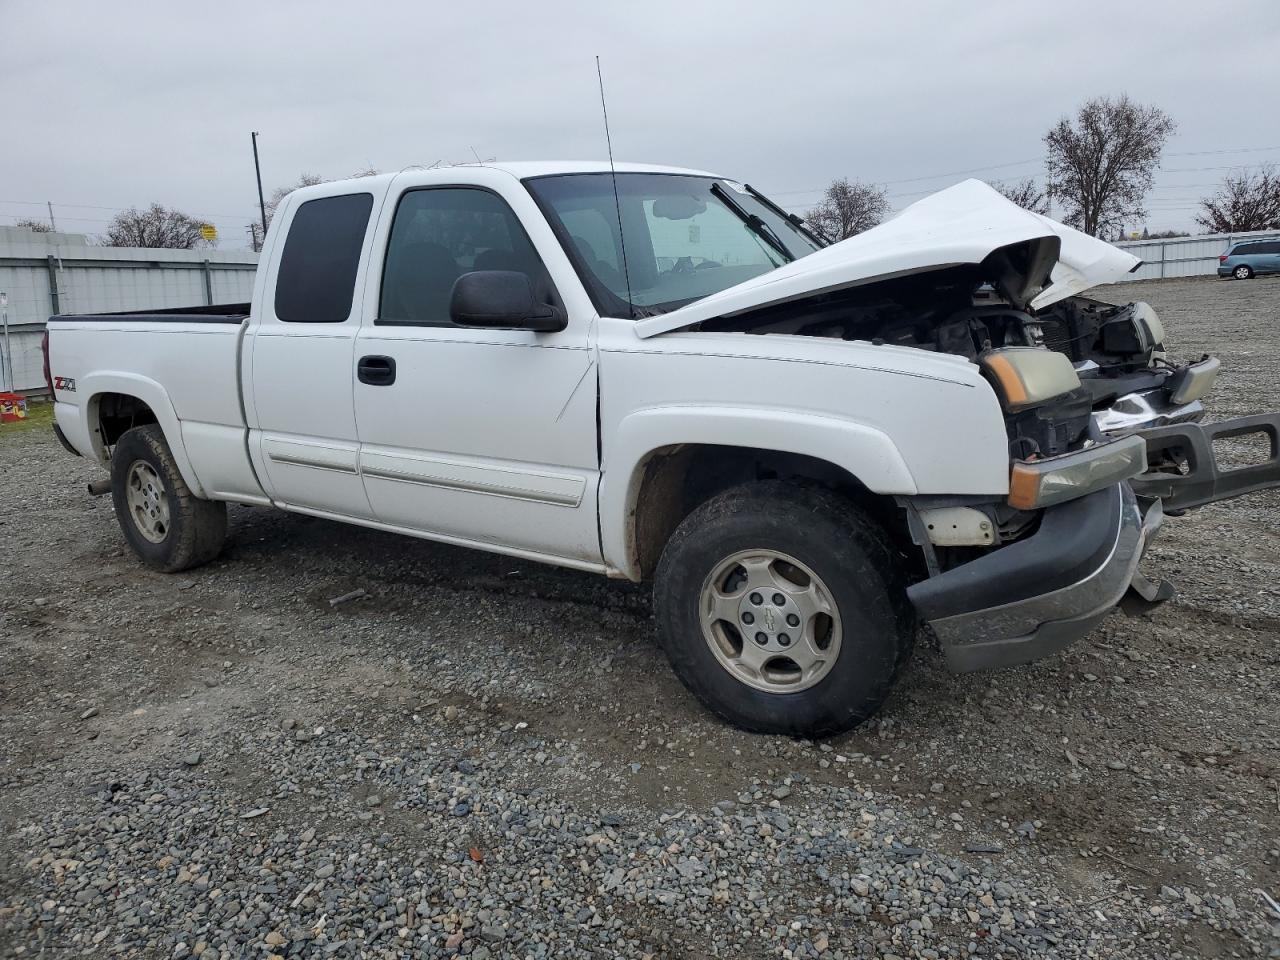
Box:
694;262;1206;464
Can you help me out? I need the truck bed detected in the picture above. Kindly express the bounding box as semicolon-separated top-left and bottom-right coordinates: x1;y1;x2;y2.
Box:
47;306;265;505
48;303;251;324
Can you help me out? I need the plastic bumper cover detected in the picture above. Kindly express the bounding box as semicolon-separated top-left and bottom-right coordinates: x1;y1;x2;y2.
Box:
52;421;82;457
907;483;1157;672
1131;413;1280;512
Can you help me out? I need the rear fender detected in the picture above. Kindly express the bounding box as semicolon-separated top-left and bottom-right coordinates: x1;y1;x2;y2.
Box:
82;372;207;498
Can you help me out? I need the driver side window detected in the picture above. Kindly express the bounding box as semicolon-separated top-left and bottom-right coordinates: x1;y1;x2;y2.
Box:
378;188;550;326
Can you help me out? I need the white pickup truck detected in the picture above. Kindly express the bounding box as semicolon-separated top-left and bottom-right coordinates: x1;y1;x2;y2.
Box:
45;162;1280;736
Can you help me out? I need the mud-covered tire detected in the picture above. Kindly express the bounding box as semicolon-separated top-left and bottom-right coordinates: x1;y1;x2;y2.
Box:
110;424;227;573
654;481;914;737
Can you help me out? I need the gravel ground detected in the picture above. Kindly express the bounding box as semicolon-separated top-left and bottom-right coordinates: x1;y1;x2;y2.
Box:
2;275;1278;959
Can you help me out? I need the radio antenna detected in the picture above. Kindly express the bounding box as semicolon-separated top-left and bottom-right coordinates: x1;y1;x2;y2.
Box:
596;56;634;319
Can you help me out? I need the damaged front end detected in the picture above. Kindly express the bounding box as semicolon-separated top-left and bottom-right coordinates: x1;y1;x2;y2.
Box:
886;279;1280;668
892;284;1280;669
641;179;1280;670
908;483;1161;671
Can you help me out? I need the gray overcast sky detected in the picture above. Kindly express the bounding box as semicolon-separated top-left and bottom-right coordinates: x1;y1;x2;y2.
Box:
3;0;1278;248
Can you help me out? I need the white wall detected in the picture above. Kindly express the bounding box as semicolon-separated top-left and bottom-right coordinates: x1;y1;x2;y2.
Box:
1115;229;1280;280
0;226;258;392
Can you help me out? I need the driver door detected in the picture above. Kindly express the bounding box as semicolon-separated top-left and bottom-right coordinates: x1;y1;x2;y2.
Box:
352;181;602;567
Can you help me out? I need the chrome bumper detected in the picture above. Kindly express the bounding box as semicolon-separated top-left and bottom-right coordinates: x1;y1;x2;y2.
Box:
908;484;1159;672
1093;388;1204;436
1091;357;1219;437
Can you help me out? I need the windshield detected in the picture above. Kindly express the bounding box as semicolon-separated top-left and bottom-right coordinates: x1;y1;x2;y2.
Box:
525;173;821;317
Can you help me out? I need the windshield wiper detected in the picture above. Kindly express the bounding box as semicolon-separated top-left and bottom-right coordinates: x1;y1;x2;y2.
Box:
743;183;829;249
710;182;795;264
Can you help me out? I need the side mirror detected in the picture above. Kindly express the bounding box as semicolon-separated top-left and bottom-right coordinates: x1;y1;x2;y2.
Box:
449;270;566;332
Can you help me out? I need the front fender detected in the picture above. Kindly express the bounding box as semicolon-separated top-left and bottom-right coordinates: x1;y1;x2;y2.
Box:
81;372;207;499
600;405;917;579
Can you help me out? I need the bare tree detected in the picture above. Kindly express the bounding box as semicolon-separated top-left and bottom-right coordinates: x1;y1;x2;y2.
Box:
102;204;212;249
804;178;889;242
988;178;1049;215
1044;95;1176;237
1195;165;1280;233
13;217;54;233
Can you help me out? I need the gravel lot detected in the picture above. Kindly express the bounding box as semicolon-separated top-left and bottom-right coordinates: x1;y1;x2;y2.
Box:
2;276;1278;959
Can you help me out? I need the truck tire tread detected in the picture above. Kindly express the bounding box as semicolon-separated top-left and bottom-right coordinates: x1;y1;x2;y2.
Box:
654;480;914;737
110;424;227;573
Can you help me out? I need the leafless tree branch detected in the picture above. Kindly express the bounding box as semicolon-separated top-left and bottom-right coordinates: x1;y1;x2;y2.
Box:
988;178;1049;215
804;178;888;243
1044;95;1176;237
1196;165;1280;234
101;204;213;249
13;218;54;233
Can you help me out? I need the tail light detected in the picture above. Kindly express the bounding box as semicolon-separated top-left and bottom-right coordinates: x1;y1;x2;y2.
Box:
1218;255;1228;263
41;330;53;396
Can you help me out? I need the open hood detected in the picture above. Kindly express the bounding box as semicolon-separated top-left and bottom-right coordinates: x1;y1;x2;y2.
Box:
634;179;1140;339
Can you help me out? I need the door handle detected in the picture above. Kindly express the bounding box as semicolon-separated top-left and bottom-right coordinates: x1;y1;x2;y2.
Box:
357;355;396;386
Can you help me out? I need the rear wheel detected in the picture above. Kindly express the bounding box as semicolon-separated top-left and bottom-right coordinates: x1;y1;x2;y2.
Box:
653;481;914;737
1233;264;1254;280
110;424;227;573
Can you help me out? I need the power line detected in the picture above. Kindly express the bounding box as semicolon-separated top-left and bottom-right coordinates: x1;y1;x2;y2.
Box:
766;157;1043;196
769;145;1280;202
7;141;1277;236
0;198;256;220
1163;144;1280;158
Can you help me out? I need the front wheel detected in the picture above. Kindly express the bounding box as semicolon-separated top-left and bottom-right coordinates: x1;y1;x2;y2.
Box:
653;481;914;737
1233;265;1254;280
110;424;227;573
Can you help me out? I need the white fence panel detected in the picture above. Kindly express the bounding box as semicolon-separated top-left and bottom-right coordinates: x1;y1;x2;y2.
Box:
0;226;258;393
1116;229;1280;280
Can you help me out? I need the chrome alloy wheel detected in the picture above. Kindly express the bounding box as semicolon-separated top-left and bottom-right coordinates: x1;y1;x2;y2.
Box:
126;460;170;543
699;550;843;693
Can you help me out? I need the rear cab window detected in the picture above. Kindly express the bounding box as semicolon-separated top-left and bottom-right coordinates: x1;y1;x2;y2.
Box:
274;193;374;323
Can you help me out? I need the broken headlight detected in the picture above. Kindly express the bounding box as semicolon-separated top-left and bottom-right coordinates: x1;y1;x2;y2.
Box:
980;347;1082;412
1168;356;1220;405
1101;301;1165;356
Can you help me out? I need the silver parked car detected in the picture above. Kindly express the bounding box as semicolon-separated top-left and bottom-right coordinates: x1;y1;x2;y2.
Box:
1218;239;1280;280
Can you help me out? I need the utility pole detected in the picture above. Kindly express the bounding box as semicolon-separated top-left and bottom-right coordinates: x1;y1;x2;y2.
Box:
251;132;268;242
1;291;11;392
46;202;57;232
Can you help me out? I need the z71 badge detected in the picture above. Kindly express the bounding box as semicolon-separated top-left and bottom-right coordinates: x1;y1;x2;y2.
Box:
53;376;76;392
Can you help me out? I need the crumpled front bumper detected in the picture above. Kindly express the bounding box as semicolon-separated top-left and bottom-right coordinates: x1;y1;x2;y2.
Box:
1130;412;1280;512
908;410;1280;672
907;483;1159;672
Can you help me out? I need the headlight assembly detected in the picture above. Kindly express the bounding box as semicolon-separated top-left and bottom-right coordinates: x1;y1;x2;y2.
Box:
980;347;1082;412
1008;435;1148;510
